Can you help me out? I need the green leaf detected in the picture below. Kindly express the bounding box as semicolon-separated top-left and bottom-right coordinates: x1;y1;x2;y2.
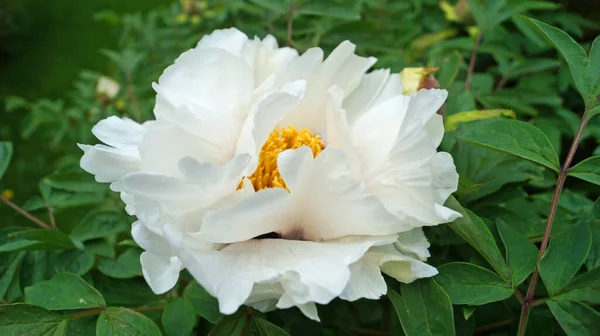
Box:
24;273;105;310
296;1;360;20
444;197;509;279
0;252;25;300
183;280;222;324
55;249;95;276
435;262;514;305
85;239;115;258
248;0;288;14
505;58;562;79
42;169;106;193
539;222;592;295
162;298;197;336
437;51;463;89
459;119;560;172
0;142;12;181
522;17;600;110
497;219;539;286
547;300;600;336
70;210;131;242
98;248;142;279
0;304;66;335
569;156;600;186
4;96;28;112
19;251;48;289
0;229;79;252
587;223;600;270
254;318;291;336
209;310;246;336
92;273;162;306
97;307;162;336
553;267;600;303
388;279;455;336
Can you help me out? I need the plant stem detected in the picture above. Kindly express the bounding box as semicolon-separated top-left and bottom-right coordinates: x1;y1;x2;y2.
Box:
44;198;56;229
516;107;591;336
0;195;53;230
68;305;165;320
243;307;253;336
465;33;482;91
495;76;508;91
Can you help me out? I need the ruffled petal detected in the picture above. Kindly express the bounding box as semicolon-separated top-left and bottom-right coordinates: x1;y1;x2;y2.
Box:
140;251;182;294
79;144;140;183
178;235;396;315
196;28;248;56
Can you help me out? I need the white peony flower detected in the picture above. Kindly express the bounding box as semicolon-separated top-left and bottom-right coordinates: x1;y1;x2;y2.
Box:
79;28;460;321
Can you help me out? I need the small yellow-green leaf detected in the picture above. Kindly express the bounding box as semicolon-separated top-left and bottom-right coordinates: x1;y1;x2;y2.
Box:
445;109;515;131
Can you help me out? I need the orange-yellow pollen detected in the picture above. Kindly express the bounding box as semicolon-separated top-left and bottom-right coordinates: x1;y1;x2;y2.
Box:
247;126;324;191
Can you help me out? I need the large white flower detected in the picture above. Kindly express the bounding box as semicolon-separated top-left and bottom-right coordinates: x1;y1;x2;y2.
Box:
80;28;459;321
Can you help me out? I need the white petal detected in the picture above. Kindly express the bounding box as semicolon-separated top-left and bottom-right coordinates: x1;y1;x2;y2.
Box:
196;28;248;56
198;188;292;243
91;116;146;149
339;253;387;301
375;244;438;283
79;144;139;183
131;221;174;256
156;48;252;112
403;89;447;132
140;252;182;294
344;69;391;124
432;152;459;203
178;235;396;315
277;147;412;240
297;302;320;322
351;94;410;172
395;228;431;261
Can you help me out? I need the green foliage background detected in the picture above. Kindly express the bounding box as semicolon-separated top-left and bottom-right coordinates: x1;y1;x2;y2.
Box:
1;0;599;335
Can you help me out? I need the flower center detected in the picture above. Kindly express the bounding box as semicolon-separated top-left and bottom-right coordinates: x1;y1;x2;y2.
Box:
247;126;325;191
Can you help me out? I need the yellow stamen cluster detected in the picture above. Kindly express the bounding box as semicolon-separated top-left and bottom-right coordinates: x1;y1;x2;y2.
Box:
247;126;325;191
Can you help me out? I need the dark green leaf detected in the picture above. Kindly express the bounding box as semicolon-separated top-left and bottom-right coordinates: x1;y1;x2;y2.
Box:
497;219;539;286
96;307;162;336
98;248;142;279
0;142;12;181
54;249;95;276
209;310;246;336
296;1;360;20
435;262;514;305
0;304;66;335
92;273;162;306
522;17;600;110
24;273;105;310
444;197;509;279
459;119;560;171
547;300;600;336
0;252;25;300
85;239;115;258
20;251;48;289
587;224;600;270
70;210;131;242
183;280;222;324
388;279;455;336
254;318;291;336
436;51;463;89
43;169;106;193
0;229;79;252
248;0;288;14
162;298;197;336
553;267;600;303
569;156;600;186
539;222;592;295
